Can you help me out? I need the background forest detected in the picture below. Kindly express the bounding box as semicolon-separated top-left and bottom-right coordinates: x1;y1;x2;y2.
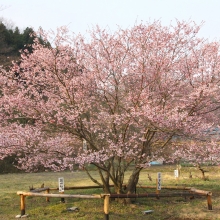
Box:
0;22;35;67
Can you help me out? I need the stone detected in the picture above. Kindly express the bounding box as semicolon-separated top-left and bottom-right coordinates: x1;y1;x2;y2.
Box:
66;207;79;212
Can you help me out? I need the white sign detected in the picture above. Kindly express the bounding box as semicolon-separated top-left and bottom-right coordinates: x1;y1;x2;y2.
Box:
157;172;162;190
58;177;64;192
174;169;179;178
83;139;87;151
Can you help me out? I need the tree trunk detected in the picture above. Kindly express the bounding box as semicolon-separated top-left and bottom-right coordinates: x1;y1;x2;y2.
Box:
98;168;112;194
197;164;208;180
103;171;111;194
125;167;142;204
85;167;111;194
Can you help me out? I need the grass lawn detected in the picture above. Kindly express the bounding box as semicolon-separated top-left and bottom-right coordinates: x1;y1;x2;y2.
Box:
1;165;220;219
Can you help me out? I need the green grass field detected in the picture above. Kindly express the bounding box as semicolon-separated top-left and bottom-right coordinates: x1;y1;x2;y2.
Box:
1;165;220;220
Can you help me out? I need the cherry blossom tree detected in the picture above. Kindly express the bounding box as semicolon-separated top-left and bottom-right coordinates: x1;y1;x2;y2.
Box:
1;20;220;194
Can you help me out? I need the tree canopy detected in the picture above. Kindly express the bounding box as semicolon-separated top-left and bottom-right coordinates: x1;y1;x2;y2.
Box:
0;21;220;194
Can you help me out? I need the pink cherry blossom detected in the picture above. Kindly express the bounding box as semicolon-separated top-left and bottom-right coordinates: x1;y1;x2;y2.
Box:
0;20;220;193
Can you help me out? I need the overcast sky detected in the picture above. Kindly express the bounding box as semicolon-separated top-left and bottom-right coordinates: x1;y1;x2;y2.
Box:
1;0;220;41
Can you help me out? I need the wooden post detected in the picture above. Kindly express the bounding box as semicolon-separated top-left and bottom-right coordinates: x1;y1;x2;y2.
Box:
104;195;110;220
177;164;181;177
155;178;159;199
207;194;212;210
46;188;50;202
174;169;179;181
60;192;65;203
20;194;26;216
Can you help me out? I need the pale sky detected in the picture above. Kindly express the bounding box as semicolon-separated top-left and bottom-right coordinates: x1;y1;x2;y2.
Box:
1;0;220;41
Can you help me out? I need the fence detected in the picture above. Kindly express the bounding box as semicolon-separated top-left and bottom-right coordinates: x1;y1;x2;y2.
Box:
16;185;212;219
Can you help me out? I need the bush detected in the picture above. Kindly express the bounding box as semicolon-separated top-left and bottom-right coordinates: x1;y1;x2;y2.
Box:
0;155;22;173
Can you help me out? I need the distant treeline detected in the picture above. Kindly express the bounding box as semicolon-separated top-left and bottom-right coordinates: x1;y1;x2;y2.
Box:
0;22;48;68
